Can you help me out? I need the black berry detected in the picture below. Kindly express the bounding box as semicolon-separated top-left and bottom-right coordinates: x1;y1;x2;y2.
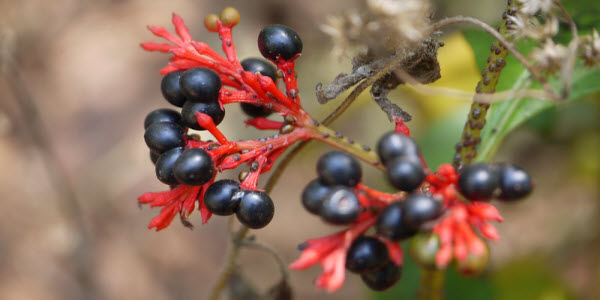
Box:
301;179;331;215
144;122;186;154
181;101;225;130
402;193;442;229
346;236;389;274
320;187;360;225
316;151;362;187
458;163;499;201
150;151;160;164
155;147;184;185
376;202;416;241
360;262;402;291
385;157;425;191
376;132;420;165
236;190;275;229
258;24;303;61
241;58;277;82
173;148;215;186
161;70;187;107
144;108;182;129
204;180;241;216
498;164;533;201
179;67;222;103
240;103;272;118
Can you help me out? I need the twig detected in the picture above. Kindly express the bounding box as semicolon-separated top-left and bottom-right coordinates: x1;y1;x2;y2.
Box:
240;240;290;280
418;268;445;300
430;15;561;102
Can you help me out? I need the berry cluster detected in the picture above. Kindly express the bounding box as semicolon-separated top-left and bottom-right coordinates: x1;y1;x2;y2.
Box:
138;8;534;293
291;123;533;291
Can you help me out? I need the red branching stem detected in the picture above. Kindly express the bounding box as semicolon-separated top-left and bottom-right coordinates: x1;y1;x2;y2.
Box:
244;118;284;130
195;112;229;144
216;20;242;67
356;183;404;205
274;56;301;107
240;155;267;190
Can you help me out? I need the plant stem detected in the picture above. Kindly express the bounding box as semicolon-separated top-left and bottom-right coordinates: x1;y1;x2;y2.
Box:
453;0;520;170
418;269;445;300
207;225;250;300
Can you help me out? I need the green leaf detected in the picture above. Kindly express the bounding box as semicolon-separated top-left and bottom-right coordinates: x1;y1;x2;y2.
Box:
463;30;600;162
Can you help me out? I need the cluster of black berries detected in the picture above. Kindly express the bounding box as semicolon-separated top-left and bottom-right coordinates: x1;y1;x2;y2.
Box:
346;236;401;291
144;109;214;186
204;180;274;229
301;151;362;224
375;132;442;240
458;162;533;202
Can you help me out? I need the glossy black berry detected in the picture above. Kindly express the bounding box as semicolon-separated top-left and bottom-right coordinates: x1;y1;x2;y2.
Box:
150;151;160;164
360;262;402;291
316;151;362;187
181;101;225;130
320;187;360;225
301;179;331;215
346;236;389;274
240;103;272;118
376;132;420;165
236;190;275;229
173;148;215;186
458;163;499;201
204;180;241;216
403;193;442;229
144;108;182;129
144;122;186;154
386;157;425;191
241;58;277;81
155;147;184;185
161;70;186;107
498;164;533;201
376;202;416;241
258;24;303;61
179;67;222;103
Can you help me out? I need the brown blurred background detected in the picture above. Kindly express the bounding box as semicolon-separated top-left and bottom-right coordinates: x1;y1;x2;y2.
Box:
0;0;598;299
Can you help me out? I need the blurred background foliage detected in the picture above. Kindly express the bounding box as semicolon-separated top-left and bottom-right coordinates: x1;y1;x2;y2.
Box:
0;0;597;300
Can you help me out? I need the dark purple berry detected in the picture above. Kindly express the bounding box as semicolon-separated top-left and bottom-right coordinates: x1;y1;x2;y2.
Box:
498;164;533;201
360;262;402;291
258;25;303;61
144;108;182;129
402;193;442;229
458;163;499;201
376;202;416;241
241;58;277;82
181;101;225;130
173;148;214;186
155;147;184;185
161;70;186;107
376;132;420;165
204;180;241;216
386;157;425;191
150;151;160;164
240;103;272;118
236;190;275;229
320;187;360;225
317;151;362;187
301;179;331;215
346;236;389;274
179;67;222;103
144;122;186;154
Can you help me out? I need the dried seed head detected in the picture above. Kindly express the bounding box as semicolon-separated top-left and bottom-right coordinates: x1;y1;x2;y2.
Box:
530;39;568;74
580;29;600;67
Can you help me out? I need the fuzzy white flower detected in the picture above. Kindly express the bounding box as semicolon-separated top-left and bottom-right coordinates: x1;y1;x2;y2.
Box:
580;29;600;66
530;39;568;73
519;0;555;15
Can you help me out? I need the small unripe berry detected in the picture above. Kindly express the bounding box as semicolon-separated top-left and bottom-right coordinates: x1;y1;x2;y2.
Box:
408;232;441;270
204;14;220;32
220;7;240;26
